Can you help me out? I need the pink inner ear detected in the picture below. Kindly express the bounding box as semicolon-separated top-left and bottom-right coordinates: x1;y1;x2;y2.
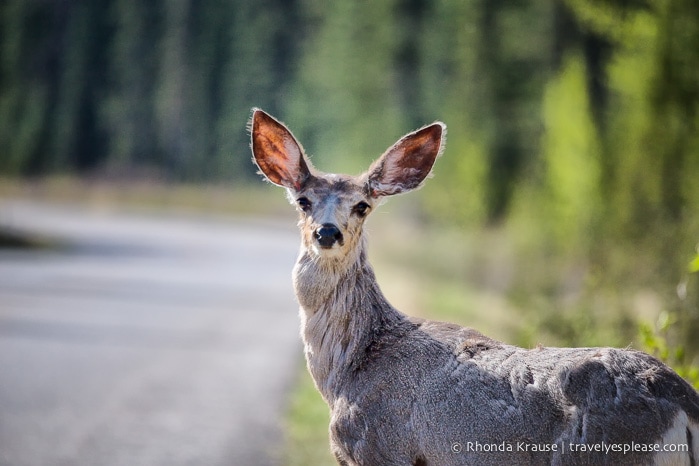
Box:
252;110;309;190
368;123;444;197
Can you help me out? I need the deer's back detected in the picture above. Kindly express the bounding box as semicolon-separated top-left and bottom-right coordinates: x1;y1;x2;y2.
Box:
329;318;699;466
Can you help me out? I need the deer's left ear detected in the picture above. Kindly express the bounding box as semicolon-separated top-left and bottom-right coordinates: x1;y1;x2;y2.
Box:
364;122;446;198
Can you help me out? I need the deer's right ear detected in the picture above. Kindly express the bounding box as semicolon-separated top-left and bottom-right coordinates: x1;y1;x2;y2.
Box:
250;109;311;190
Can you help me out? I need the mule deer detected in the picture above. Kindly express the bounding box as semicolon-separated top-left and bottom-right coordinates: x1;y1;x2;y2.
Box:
249;108;699;466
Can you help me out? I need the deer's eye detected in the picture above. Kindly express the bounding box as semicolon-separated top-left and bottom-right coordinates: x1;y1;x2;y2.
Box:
297;197;312;212
352;201;371;217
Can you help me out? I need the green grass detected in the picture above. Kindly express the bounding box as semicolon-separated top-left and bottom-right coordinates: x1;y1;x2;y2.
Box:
283;368;336;466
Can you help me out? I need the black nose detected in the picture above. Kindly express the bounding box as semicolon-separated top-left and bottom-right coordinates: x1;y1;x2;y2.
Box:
315;223;343;248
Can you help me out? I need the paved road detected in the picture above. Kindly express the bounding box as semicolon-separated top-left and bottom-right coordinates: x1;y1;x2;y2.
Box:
0;200;302;466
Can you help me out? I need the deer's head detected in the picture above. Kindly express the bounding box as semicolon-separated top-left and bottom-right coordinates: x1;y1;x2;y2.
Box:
250;109;445;262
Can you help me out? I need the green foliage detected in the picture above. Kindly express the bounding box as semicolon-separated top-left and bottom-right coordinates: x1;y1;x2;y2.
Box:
689;253;699;274
0;0;298;181
424;120;489;227
639;312;699;390
284;368;335;466
540;53;601;251
285;0;405;173
637;250;699;390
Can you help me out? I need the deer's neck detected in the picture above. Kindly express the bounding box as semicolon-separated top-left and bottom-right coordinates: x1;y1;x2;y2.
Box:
293;241;407;403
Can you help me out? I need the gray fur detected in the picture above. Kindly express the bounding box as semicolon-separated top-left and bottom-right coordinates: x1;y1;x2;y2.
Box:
250;109;699;466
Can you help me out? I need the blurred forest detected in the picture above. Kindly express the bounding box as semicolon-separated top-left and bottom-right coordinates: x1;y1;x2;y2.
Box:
1;0;698;370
